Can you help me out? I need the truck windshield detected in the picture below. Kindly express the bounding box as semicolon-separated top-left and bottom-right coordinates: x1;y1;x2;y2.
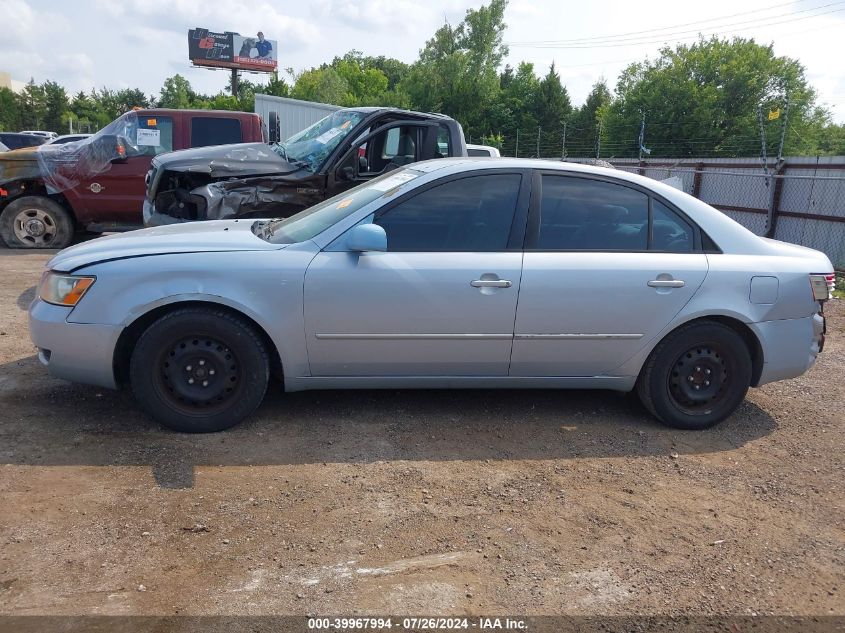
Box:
256;167;422;244
273;110;364;173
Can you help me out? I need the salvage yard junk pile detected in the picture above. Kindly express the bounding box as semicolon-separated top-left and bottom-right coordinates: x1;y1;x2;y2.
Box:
28;158;835;436
0;109;266;249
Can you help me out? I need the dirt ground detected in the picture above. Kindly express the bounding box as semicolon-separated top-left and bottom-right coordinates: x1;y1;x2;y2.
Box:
0;249;843;620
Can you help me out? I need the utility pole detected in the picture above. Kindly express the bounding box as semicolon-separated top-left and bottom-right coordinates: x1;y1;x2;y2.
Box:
536;126;541;158
515;129;519;158
561;121;567;160
595;119;603;159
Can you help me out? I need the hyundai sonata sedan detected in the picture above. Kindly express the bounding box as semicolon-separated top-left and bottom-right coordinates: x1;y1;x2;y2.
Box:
29;159;834;432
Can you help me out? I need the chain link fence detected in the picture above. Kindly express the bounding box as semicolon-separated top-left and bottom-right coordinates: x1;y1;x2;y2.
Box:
559;156;845;269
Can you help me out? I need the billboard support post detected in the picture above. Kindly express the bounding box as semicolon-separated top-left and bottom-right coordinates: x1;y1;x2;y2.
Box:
231;68;239;98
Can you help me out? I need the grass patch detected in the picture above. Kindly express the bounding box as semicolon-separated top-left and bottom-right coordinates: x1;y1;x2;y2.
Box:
834;272;845;300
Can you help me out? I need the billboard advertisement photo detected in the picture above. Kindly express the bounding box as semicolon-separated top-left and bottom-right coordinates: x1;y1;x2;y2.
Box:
188;28;277;72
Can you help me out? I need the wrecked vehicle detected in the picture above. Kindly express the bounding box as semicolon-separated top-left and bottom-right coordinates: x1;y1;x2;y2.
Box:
143;107;468;225
0;109;265;248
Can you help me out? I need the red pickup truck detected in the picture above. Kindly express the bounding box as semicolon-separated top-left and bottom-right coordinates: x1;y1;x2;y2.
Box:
0;109;265;248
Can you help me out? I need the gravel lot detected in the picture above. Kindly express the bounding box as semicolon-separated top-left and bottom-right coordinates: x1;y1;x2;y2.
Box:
0;248;843;618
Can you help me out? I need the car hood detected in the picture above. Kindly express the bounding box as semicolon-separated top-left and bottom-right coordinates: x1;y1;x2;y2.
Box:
0;147;40;184
49;220;284;272
153;142;303;178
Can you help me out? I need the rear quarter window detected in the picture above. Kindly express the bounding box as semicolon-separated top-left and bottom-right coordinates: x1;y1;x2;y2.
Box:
190;117;243;148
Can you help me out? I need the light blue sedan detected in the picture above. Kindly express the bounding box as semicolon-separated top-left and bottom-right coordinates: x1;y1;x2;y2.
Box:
29;159;834;432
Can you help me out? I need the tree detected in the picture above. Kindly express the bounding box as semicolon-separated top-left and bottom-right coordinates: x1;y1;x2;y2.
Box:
567;81;612;157
606;37;820;158
158;74;194;109
42;81;69;133
264;71;290;98
291;68;349;105
401;0;509;138
535;63;572;137
0;87;20;132
18;79;47;130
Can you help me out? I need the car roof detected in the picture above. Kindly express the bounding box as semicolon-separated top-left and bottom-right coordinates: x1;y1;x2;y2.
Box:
342;107;455;121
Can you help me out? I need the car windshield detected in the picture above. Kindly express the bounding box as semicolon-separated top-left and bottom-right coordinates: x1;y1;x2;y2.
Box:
272;110;364;173
255;167;422;244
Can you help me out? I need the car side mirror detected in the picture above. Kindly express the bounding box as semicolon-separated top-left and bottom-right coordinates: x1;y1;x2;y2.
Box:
340;165;355;181
347;224;387;252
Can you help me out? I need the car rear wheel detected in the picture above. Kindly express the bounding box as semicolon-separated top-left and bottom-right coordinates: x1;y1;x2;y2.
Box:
0;196;74;249
130;307;270;433
636;321;752;430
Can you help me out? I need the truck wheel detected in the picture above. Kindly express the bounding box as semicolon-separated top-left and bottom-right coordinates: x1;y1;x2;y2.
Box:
130;306;270;433
0;196;74;249
636;321;752;430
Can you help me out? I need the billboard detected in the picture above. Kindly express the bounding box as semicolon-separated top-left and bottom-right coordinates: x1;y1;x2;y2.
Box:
188;28;277;72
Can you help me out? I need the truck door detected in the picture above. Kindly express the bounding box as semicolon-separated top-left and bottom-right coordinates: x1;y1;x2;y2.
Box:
328;120;439;196
68;115;175;228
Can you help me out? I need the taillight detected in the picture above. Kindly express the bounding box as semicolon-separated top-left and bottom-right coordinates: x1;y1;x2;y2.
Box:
809;273;834;301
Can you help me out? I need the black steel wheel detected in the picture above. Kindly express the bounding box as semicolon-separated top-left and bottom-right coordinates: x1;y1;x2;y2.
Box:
130;307;270;432
637;321;752;430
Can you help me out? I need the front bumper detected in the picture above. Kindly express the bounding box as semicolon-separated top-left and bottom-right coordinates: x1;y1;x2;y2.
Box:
142;198;188;228
29;299;123;389
753;312;826;386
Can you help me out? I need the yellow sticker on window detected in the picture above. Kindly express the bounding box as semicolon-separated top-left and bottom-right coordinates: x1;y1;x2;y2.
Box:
147;118;157;127
337;198;354;209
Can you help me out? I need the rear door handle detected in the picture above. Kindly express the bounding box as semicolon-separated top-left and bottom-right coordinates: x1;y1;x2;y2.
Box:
471;279;512;288
648;279;685;288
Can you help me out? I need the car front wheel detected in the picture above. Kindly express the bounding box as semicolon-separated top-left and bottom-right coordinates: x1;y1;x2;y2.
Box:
637;321;752;430
130;307;270;433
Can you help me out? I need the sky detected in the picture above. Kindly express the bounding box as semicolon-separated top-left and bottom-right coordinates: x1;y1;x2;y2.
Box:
3;0;845;122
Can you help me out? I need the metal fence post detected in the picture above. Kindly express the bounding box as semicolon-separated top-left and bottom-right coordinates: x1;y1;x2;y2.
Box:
765;162;788;238
692;162;704;199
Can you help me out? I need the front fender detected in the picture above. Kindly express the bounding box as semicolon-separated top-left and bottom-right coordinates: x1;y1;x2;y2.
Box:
67;246;320;380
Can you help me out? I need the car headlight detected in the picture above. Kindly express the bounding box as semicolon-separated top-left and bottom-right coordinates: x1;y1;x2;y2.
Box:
39;272;96;306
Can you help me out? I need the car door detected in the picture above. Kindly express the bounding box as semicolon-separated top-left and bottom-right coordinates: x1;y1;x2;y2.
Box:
328;120;438;196
510;171;709;377
69;115;176;226
303;170;530;377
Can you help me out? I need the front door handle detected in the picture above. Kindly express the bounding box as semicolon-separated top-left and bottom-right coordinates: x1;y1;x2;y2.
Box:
471;279;512;288
648;279;685;288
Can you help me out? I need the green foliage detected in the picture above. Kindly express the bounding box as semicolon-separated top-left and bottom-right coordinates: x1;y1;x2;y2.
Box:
1;2;841;157
158;74;194;109
291;67;349;105
400;0;508;137
0;87;19;132
605;37;821;158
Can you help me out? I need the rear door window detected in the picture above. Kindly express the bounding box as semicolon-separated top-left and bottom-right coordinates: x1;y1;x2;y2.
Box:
651;199;695;252
537;175;649;250
190;117;243;148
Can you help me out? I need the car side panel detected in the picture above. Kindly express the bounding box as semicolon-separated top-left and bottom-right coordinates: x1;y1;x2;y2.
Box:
611;253;824;380
66;244;320;382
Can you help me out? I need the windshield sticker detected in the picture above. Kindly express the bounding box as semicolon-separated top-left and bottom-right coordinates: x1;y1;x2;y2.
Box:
137;128;161;146
369;172;419;192
146;118;157;126
314;127;344;145
336;197;354;209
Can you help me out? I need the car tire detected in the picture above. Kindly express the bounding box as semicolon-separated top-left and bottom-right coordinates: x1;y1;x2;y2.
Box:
130;307;270;433
0;196;74;249
636;321;752;430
